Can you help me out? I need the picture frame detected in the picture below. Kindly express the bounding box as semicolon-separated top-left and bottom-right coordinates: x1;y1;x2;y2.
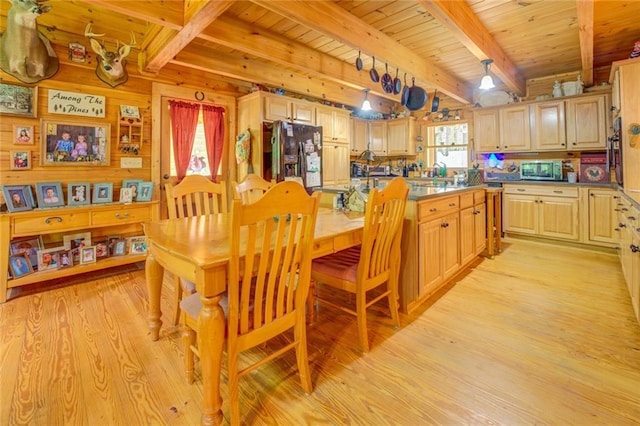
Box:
2;185;34;212
63;232;92;251
128;236;147;254
92;182;113;204
113;239;127;256
10;150;31;170
41;119;110;166
119;187;133;204
37;247;62;271
67;182;91;206
136;182;154;202
56;250;74;269
94;239;109;259
120;105;140;119
10;236;43;271
122;179;143;200
35;182;65;208
0;83;37;117
13;124;34;145
8;253;34;278
68;42;86;63
80;246;97;264
107;235;121;256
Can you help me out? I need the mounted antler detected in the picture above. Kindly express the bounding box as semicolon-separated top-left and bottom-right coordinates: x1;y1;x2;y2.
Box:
85;23;136;88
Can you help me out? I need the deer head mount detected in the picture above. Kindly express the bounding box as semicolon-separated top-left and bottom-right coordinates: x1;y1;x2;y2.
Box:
0;0;59;83
85;24;136;88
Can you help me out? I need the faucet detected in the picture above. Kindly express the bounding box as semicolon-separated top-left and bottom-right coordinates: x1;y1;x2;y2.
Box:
439;162;447;177
431;162;440;178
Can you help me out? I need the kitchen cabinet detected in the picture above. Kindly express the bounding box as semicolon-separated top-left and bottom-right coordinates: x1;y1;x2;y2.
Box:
369;120;387;155
530;100;566;150
322;143;350;186
387;117;416;156
585;188;617;245
565;94;607;149
350;117;415;157
459;190;487;265
351;118;368;155
263;93;315;124
503;184;579;241
473;108;500;152
615;194;640;324
316;106;350;143
473;105;530;152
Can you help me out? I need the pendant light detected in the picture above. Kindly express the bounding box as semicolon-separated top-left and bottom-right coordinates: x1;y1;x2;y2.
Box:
361;88;372;111
479;59;495;90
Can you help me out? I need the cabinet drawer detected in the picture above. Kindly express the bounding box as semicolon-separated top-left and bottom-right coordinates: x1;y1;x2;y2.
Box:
13;211;91;235
504;185;578;198
418;196;459;221
459;192;474;209
474;190;486;204
91;206;151;226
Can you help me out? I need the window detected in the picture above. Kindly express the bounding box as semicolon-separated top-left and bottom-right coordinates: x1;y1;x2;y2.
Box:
425;122;469;169
169;109;219;177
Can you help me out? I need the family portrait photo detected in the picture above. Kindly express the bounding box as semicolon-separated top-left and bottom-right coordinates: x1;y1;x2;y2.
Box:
35;182;64;208
14;125;34;144
41;120;110;165
10;236;43;271
11;150;31;170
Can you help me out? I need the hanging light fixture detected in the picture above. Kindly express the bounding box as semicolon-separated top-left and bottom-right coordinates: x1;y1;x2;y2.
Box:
361;88;372;111
479;59;495;90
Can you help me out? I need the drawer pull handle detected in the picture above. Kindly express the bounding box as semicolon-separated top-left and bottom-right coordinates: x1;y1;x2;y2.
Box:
553;190;563;194
429;208;437;212
115;212;130;219
516;189;526;192
45;216;63;224
448;203;456;207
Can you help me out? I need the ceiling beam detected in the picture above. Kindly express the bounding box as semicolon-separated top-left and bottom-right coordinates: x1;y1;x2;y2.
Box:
576;0;595;86
140;0;234;74
417;0;526;95
250;0;473;104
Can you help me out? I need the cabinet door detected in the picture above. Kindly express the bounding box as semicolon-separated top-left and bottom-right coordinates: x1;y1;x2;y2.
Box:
333;111;350;143
419;219;443;296
473;109;500;152
503;194;538;234
351;118;368;155
588;189;617;244
442;212;460;279
334;143;351;185
387;118;415;156
620;62;640;204
538;196;580;240
474;202;487;256
459;206;476;265
322;145;337;186
264;96;291;121
316;107;334;140
499;105;531;151
530;100;566;150
292;101;315;124
369;121;387;155
566;94;607;149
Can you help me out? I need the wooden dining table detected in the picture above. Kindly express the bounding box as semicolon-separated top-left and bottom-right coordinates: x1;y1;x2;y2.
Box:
143;208;364;425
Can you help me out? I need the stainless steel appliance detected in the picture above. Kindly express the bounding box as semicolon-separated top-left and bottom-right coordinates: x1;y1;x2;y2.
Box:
520;160;564;181
608;116;623;187
270;121;323;191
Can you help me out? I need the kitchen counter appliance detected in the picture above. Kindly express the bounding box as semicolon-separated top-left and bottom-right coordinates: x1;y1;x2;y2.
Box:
520;160;563;181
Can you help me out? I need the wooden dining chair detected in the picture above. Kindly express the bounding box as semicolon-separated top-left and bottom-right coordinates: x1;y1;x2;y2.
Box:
179;181;320;425
309;177;409;352
231;174;276;204
165;175;228;325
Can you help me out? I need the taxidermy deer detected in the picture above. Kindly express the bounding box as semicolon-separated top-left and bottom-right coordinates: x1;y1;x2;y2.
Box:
0;0;59;83
84;24;136;88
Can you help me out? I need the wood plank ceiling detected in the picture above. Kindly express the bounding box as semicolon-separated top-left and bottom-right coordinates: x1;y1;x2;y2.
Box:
1;0;639;111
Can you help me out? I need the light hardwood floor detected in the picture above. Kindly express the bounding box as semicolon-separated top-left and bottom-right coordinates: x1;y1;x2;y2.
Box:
1;239;639;425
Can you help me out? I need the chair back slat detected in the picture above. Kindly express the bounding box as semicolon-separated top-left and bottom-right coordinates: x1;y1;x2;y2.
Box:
232;174;276;205
165;175;228;219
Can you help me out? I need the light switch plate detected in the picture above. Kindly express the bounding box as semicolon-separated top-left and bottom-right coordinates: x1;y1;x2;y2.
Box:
120;157;142;168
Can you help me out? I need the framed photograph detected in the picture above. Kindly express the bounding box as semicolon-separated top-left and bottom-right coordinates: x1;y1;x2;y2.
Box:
80;246;97;264
92;182;113;204
107;235;121;256
94;239;109;259
0;83;37;117
2;185;34;212
137;182;154;202
67;182;90;206
35;182;65;208
113;239;127;256
128;236;147;254
37;247;63;270
120;105;140;119
122;179;143;200
10;150;31;170
56;250;73;269
63;232;91;251
68;42;86;63
10;236;43;271
119;187;133;204
41;119;110;165
14;124;34;145
9;253;33;278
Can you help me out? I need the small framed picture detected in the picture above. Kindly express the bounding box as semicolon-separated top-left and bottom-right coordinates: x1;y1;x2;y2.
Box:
67;182;91;206
68;42;86;63
107;235;122;256
14;124;34;145
9;253;33;278
80;246;97;264
120;105;140;119
63;232;91;252
56;250;73;269
122;179;143;200
10;236;43;271
0;83;37;117
92;182;113;204
113;239;127;256
37;247;63;270
119;187;134;204
136;182;154;202
10;150;31;170
35;182;65;208
2;185;34;212
128;236;147;254
94;239;109;259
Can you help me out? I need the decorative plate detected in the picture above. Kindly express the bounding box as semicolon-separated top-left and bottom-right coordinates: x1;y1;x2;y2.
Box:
416;143;424;153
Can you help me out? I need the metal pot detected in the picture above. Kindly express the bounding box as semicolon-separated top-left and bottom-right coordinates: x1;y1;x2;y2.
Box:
406;77;428;111
355;51;363;71
369;57;379;83
393;68;402;95
381;63;393;94
401;73;410;106
431;89;440;112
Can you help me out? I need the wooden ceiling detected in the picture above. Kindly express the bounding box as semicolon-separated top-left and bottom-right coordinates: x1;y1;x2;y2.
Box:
2;0;639;111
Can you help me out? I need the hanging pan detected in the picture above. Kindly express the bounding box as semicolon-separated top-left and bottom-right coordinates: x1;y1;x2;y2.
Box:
406;77;428;111
381;63;394;94
393;68;402;95
355;50;363;71
369;57;379;83
401;73;410;106
431;89;440;112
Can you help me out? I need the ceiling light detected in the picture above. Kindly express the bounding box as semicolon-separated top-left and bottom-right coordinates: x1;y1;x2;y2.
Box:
361;89;372;111
479;59;495;90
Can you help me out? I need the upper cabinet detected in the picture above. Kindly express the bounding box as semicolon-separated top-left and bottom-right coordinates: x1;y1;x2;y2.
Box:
474;105;529;152
530;100;566;150
369;121;388;155
316;106;350;143
351;118;368;156
264;94;315;124
387;117;416;156
565;94;607;150
350;117;416;157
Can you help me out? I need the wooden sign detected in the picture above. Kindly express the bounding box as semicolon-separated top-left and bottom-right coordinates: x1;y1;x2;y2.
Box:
47;89;105;117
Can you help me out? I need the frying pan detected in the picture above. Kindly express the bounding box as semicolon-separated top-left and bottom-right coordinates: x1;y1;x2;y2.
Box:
370;57;379;83
381;63;393;94
393;68;402;95
401;73;410;106
431;89;440;112
355;51;363;71
406;77;428;111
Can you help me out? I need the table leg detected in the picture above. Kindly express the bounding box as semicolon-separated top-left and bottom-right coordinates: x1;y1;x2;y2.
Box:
145;253;164;341
198;293;225;426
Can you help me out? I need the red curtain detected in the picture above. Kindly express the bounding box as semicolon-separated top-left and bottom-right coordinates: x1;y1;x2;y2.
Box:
202;105;225;182
169;100;200;180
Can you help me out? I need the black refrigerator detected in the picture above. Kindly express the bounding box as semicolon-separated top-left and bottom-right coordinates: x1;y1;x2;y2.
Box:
269;121;323;191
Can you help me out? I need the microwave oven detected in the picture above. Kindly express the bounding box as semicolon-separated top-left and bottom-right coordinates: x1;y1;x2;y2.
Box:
520;160;564;181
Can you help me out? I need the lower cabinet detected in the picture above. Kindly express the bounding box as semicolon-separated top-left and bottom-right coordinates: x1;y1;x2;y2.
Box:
460;190;487;265
322;142;350;186
586;188;617;245
615;194;640;324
